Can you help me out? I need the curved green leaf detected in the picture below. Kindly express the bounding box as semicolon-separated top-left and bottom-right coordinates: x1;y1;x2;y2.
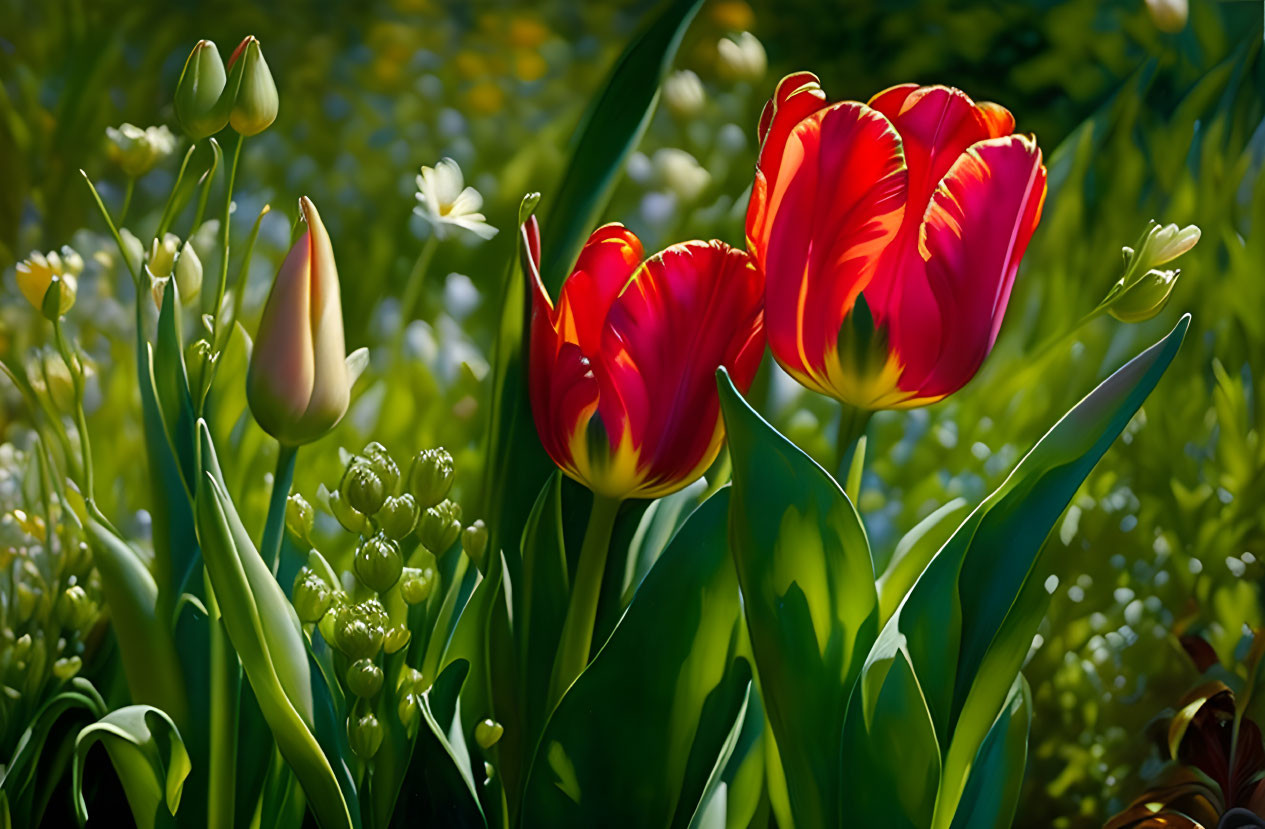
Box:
72;705;191;829
947;676;1031;829
717;368;879;828
520;488;746;825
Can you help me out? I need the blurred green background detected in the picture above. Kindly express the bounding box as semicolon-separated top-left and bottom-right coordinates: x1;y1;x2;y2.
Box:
1;0;1263;825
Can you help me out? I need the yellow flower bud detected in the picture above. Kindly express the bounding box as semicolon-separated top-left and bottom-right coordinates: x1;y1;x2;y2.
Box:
248;197;353;445
15;249;78;317
175;40;231;139
148;233;181;279
225;36;279;137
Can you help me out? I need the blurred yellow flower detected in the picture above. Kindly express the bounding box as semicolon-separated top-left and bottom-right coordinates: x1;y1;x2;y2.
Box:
468;80;505;114
414;158;498;241
514;51;548;82
709;0;755;32
15;247;82;317
508;17;550;49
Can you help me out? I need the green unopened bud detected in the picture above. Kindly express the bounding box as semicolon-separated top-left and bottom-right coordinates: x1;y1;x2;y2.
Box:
419;500;462;553
400;566;436;605
462;519;488;567
343;462;386;516
346;658;384;698
57;585;93;630
475;718;504;749
223;36;278;136
292;567;334;623
105;123;177;178
333;600;386;659
328;489;369;535
175;40;231;139
354;534;403;593
397;693;420;731
379;494;419;540
361;442;400;493
16;585;37;624
317;592;345;644
149;233;181;279
408;448;455;508
53;655;83;680
286;493;315;543
383;625;411;654
348;712;384;759
1108;268;1180;323
174;241;203;302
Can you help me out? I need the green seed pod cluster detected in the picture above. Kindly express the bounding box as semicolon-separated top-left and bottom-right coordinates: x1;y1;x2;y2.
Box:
400;566;437;605
333;599;387;660
342;462;386;517
292;567;334;623
348;711;384;760
286;493;315;543
462;519;488;568
346;658;384;698
378;494;419;540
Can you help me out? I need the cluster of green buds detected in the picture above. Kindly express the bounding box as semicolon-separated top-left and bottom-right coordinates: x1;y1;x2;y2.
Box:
284;441;488;762
174;36;278;140
1102;221;1201;323
0;444;102;754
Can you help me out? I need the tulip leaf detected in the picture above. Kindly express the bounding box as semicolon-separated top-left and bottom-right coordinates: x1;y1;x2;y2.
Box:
520;488;748;825
864;315;1187;828
72;705;191;829
480;0;705;575
876;497;969;627
717;367;879;828
195;421;356;829
947;676;1031;829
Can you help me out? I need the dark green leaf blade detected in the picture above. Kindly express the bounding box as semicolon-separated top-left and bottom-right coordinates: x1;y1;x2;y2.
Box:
717;368;879;828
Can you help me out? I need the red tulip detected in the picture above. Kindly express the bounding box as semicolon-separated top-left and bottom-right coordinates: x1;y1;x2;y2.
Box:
527;220;765;500
747;73;1047;409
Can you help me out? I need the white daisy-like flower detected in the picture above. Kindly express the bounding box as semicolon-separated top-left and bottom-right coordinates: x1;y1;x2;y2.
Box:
413;158;498;241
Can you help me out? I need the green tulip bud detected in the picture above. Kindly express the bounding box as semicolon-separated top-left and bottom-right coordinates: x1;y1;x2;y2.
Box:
348;712;384;760
346;658;384;698
328;489;369;535
378;494;419;540
342;462;386;516
174;40;231;139
408;448;455;508
354;534;403;593
474;718;504;749
400;567;436;605
462;519;488;567
247;197;354;446
286;493;315;543
1107;268;1181;323
292;567;333;623
333;600;386;659
361;442;400;493
419;500;462;553
383;625;411;654
174;241;203;303
224;36;279;137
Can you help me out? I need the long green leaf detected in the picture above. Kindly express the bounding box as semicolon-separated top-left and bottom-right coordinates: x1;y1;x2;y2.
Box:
479;0;705;567
717;368;879;828
947;676;1031;829
519;488;746;825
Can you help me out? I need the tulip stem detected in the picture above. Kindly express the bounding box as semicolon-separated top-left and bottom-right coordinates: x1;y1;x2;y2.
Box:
394;234;439;355
549;493;622;707
213;134;245;341
51;316;94;501
262;442;298;575
833;404;872;494
207;586;239;829
119;177;135;226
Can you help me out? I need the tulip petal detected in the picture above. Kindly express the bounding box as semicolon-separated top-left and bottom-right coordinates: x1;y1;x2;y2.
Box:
868;85;1011;217
553;224;643;354
753;102;908;398
249;228;316;430
298;197;351;441
599;241;764;498
901;135;1046;399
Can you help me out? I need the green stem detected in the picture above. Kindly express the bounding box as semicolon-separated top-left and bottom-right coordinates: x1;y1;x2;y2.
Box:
207;586;239;829
392;234;438;355
832;404;872;488
549;494;622;707
51;317;93;500
155;143;197;239
213;134;244;334
262;443;298;574
80;170;139;287
118;177;135;226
